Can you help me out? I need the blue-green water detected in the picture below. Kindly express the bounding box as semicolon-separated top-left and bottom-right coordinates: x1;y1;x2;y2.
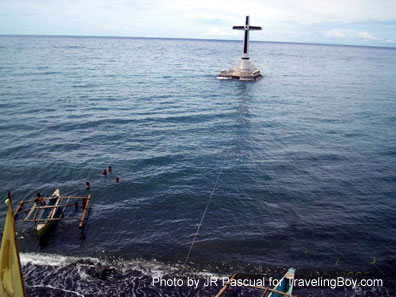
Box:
0;35;396;296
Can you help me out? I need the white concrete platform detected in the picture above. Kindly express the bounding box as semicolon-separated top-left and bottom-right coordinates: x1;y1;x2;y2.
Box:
217;61;262;81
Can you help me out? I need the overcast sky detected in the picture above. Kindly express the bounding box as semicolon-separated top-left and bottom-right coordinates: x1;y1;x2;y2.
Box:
1;0;395;47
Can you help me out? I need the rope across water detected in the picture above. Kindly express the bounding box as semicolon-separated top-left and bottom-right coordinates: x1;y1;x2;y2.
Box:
184;159;227;266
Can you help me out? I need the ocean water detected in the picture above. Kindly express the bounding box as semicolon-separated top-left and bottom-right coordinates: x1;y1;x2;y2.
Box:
0;35;396;296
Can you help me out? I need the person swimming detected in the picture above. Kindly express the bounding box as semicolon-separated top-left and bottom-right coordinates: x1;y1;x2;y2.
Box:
86;181;90;190
103;169;107;176
108;166;112;173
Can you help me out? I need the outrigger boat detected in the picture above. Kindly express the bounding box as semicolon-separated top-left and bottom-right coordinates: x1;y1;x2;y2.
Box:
215;268;295;297
36;188;62;237
13;188;91;238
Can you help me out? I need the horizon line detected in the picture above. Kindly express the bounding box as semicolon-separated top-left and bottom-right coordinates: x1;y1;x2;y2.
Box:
1;33;395;50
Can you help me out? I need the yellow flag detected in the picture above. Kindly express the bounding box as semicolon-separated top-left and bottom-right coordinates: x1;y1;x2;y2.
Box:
0;199;26;297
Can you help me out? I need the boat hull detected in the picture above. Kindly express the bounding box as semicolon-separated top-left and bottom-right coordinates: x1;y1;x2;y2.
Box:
36;189;61;238
37;220;55;238
268;268;295;297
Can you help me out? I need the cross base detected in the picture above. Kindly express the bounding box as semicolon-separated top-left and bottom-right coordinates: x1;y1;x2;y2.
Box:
217;60;263;81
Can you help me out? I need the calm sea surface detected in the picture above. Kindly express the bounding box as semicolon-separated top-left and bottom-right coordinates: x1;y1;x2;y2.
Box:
0;35;396;296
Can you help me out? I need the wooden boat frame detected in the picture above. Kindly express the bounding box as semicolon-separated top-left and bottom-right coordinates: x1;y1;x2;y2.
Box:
13;193;92;233
215;273;296;297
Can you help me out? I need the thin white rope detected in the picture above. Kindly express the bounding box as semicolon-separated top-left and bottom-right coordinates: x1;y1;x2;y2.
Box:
184;159;226;266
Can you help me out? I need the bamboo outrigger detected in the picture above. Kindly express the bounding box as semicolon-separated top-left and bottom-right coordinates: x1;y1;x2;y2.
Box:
13;188;91;238
215;268;296;297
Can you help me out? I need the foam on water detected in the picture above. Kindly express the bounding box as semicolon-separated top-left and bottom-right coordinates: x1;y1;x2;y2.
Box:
21;252;98;267
20;252;394;296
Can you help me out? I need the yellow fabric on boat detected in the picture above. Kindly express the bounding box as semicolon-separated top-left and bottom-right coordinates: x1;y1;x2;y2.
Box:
0;199;26;297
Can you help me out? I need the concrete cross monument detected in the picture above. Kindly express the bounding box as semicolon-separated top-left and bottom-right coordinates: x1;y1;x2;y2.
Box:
217;16;262;81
